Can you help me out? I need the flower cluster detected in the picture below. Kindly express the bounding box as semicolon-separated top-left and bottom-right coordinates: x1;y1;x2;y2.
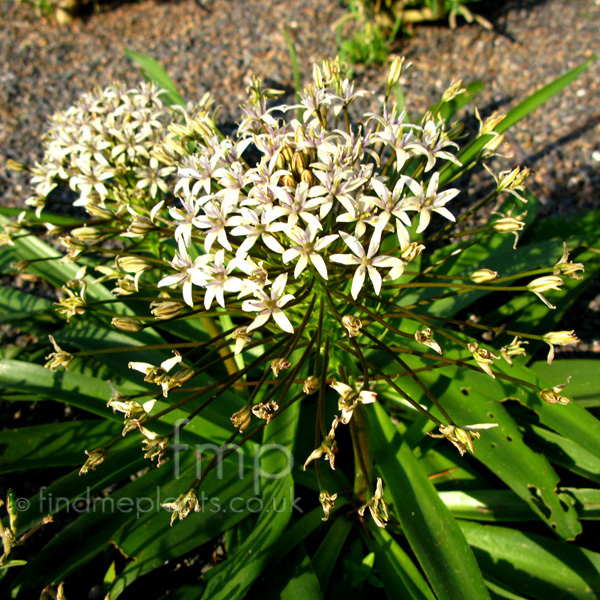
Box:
24;81;183;218
158;60;461;336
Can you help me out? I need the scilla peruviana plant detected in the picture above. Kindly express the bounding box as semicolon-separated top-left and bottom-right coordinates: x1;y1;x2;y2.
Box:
2;54;599;599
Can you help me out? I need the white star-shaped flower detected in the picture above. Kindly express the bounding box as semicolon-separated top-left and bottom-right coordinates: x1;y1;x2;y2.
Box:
241;273;295;333
330;232;405;299
282;225;338;280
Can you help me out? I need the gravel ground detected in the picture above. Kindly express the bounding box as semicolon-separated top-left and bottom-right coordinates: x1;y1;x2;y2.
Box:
1;0;599;211
0;0;599;349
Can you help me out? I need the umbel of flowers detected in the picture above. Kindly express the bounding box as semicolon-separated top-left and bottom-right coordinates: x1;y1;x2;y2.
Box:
8;57;582;526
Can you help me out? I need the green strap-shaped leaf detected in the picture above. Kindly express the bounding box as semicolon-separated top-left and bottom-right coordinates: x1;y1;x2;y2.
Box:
441;489;600;523
530;360;600;408
438;56;596;186
0;359;246;449
0;359;139;418
262;545;323;600
124;48;186;107
495;56;597;134
311;515;354;592
524;424;600;485
0;215;114;303
0;285;53;322
201;400;301;599
459;520;600;600
11;452;198;595
0;420;121;473
364;526;436;600
11;444;143;537
428;369;581;540
494;360;600;462
368;403;491;600
108;461;258;599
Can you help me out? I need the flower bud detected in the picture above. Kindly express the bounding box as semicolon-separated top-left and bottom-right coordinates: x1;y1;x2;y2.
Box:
231;405;252;432
169;123;194;138
493;216;525;234
163;137;186;157
415;328;442;354
111;317;145;332
118;256;154;274
71;226;104;243
150;300;186;320
271;358;291;377
291;152;308;175
191;120;215;140
6;159;28;172
313;63;324;88
470;269;498;283
319;490;338;521
85;204;114;219
294;125;307;145
386;56;405;93
280;144;294;165
114;276;138;296
252;401;279;424
300;169;315;186
539;377;572;405
493;215;525;248
303;375;319;395
280;174;297;188
341;314;363;337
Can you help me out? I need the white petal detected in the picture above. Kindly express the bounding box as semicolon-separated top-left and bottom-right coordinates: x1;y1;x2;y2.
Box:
272;273;288;297
309;253;328;279
351;266;366;300
263;234;285;253
183;280;194;307
129;361;153;374
272;309;294;333
330;381;353;396
247;312;271;332
433;206;456;222
416;210;431;234
339;231;365;258
330;253;360;266
282;248;301;264
425;171;438;196
367;265;382;295
294;255;309;279
358;391;377;404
